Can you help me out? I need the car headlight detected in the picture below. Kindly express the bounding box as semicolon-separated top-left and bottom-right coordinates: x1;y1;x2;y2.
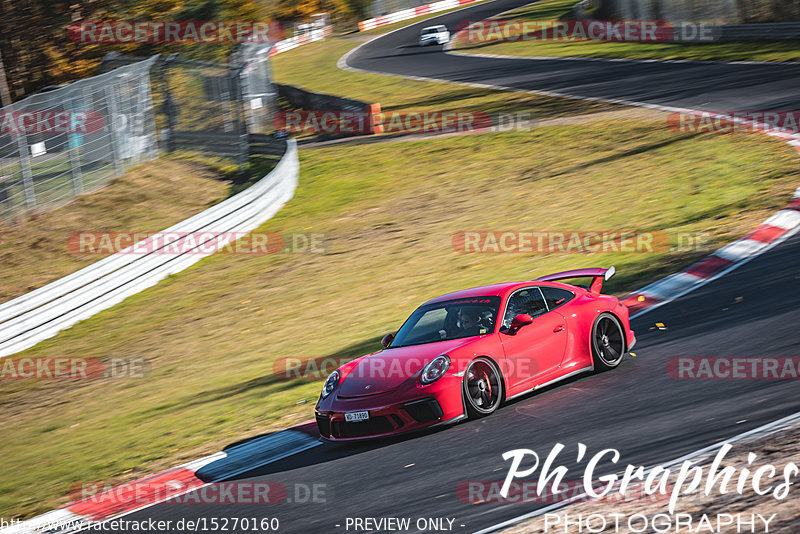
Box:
420;355;450;385
321;370;340;399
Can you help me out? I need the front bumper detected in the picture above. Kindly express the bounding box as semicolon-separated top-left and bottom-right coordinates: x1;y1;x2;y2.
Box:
317;398;451;441
315;375;465;441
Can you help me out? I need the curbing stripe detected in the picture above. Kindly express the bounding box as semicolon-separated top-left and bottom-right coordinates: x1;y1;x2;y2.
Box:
683;255;735;279
715;237;773;261
746;224;788;244
633;272;704;302
1;425;320;534
67;467;205;521
765;209;800;228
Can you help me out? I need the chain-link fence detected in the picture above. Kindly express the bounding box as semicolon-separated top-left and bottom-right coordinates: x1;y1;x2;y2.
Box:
101;46;278;165
1;42;281;222
157;54;249;162
599;0;800;24
237;42;279;135
0;56;159;221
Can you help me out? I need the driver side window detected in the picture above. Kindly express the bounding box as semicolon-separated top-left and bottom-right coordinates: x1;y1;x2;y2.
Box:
503;287;547;327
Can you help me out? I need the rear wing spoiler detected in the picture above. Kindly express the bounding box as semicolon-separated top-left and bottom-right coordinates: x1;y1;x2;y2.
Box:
535;266;615;294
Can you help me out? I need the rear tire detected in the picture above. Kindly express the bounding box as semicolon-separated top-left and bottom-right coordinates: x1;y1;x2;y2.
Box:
591;313;625;371
463;357;503;418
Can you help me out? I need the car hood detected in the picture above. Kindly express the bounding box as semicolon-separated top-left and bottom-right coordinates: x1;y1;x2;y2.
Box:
338;338;468;397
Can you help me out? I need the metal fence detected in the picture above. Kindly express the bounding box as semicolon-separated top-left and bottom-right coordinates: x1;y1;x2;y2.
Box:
0;56;159;221
238;42;279;135
100;46;279;167
1;42;282;223
600;0;800;24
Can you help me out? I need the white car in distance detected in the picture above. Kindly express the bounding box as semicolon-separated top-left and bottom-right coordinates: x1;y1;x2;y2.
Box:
419;25;450;46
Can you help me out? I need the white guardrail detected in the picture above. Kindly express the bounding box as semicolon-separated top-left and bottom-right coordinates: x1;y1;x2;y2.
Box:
269;26;333;56
358;0;484;32
0;139;299;358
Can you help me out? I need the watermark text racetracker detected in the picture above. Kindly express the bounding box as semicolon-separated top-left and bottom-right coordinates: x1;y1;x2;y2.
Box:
274;110;535;135
1;111;104;134
668;111;800;135
2;110;157;135
452;231;709;254
0;357;149;380
456;19;718;43
68;232;326;255
68;21;285;43
668;357;800;380
457;479;670;505
275;354;543;382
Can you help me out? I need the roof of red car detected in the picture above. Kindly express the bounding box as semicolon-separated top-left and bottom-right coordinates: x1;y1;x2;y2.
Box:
424;281;538;304
424;279;589;305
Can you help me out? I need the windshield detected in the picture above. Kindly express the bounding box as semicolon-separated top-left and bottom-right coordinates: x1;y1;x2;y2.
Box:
390;297;501;348
421;27;442;35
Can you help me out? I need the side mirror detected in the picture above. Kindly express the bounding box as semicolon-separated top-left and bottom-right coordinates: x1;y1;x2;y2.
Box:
381;333;395;348
508;314;533;334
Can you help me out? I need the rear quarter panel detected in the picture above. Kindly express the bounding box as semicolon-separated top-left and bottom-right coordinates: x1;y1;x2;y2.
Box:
558;289;632;368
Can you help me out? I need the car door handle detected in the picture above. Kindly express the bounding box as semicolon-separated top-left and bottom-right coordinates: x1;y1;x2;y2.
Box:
553;325;564;333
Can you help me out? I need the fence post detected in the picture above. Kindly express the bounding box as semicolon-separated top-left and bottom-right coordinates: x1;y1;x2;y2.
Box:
139;58;159;160
14;132;36;210
160;54;179;153
67;143;84;195
67;89;84;195
105;79;124;174
233;63;250;173
98;51;121;74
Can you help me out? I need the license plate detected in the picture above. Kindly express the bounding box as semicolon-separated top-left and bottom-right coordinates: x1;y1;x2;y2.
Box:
344;411;370;422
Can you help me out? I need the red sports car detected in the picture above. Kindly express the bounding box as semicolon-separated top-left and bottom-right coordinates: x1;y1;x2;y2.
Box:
315;267;635;441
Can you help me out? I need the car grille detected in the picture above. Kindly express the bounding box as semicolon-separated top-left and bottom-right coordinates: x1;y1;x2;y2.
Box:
403;398;443;423
316;414;331;437
332;415;400;438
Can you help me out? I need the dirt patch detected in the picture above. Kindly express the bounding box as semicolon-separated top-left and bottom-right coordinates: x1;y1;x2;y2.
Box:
0;158;228;304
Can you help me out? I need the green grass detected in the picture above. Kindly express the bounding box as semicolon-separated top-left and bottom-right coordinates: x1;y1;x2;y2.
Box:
1;117;799;518
450;0;800;62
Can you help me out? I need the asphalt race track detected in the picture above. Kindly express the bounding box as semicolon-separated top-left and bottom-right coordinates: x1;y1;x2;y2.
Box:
346;0;800;113
107;2;800;532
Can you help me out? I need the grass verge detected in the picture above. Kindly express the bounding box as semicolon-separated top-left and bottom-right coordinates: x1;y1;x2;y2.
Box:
1;117;798;518
450;0;800;63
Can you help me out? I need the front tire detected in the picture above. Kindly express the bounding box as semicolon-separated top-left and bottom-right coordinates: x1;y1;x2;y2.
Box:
591;313;625;371
463;357;503;418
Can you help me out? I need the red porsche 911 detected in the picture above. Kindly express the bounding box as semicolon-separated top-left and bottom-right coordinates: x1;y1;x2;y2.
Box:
315;267;635;441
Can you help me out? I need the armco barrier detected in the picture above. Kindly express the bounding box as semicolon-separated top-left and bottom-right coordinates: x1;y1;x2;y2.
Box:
358;0;484;31
0;139;298;358
275;84;383;135
269;26;333;56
